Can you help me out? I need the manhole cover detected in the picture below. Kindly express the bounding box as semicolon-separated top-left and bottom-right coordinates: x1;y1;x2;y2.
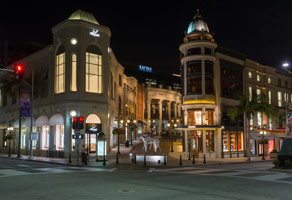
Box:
119;189;133;193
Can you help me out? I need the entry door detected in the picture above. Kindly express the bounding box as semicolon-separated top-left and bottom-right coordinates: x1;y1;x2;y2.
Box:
191;130;203;156
86;133;97;153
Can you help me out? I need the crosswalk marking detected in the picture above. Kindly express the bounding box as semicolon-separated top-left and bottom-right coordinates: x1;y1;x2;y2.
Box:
154;167;292;184
0;167;116;178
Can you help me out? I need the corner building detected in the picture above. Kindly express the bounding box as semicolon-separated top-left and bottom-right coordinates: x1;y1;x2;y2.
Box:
179;10;245;158
0;10;182;159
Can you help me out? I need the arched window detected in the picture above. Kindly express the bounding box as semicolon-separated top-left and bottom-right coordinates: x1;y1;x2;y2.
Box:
85;45;102;93
55;46;65;94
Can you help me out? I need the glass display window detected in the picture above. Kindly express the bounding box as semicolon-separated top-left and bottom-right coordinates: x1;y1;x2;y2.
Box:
191;131;203;155
206;130;214;152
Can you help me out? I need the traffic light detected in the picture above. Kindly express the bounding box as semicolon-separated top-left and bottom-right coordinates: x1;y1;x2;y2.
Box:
79;116;84;130
14;64;24;81
72;116;84;130
73;117;78;130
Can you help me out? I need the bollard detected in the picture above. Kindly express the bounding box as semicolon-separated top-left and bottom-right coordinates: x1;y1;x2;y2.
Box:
144;154;146;166
164;155;167;165
203;154;206;164
116;152;119;164
179;155;182;165
188;151;191;160
69;153;72;164
192;154;195;164
134;154;137;164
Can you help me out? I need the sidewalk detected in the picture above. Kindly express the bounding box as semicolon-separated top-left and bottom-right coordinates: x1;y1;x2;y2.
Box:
0;139;274;168
0;145;134;167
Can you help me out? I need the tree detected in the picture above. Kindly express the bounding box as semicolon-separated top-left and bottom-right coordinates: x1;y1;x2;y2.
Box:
228;92;272;161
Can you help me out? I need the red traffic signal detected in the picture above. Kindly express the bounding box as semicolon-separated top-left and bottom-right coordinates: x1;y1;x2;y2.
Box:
72;116;84;130
14;64;24;81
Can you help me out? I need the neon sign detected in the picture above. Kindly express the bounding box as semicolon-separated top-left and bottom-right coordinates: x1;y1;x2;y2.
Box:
90;29;100;37
139;65;152;73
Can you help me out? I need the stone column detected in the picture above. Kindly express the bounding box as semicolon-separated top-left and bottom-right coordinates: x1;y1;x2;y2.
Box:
167;101;171;120
174;102;178;119
178;103;181;119
158;99;162;137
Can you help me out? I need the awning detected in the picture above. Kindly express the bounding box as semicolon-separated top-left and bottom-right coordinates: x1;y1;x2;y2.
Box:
176;125;223;131
35;115;49;127
49;114;64;126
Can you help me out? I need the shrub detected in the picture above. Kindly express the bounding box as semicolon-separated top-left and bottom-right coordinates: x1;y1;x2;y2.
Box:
273;160;280;168
284;160;292;168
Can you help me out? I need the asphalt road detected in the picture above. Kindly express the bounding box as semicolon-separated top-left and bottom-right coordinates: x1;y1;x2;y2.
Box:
0;158;291;200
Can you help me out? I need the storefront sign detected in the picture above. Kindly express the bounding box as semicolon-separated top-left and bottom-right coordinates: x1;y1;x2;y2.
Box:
138;65;152;73
20;89;30;117
90;29;100;37
97;141;107;156
86;123;102;134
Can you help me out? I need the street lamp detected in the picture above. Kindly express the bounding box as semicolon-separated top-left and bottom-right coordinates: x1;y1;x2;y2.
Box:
260;128;267;160
114;117;123;154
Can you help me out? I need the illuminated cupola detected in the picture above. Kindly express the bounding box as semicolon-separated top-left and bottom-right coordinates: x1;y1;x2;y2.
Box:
184;10;214;42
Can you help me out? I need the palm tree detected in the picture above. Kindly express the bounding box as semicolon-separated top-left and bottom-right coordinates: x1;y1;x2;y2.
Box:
228;91;275;160
228;92;258;161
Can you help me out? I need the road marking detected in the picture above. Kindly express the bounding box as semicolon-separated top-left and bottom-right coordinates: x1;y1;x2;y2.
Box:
148;168;155;173
17;164;31;168
108;168;117;172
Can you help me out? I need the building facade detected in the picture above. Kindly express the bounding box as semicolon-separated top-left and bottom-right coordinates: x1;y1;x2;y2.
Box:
0;10;181;159
179;10;291;159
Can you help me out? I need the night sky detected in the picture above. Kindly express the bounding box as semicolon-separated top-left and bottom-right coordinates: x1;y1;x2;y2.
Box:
1;1;292;74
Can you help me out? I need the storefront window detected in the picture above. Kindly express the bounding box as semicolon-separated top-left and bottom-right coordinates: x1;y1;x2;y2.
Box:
41;126;49;150
21;128;26;149
56;125;64;150
230;131;237;151
223;131;229;152
206;131;214;152
188;110;202;125
237;131;243;151
191;131;203;154
223;131;243;152
85;134;97;153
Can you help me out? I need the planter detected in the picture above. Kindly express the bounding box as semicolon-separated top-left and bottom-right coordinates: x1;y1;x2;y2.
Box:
270;152;279;159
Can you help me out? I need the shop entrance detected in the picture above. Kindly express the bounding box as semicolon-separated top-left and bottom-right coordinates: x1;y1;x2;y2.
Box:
190;130;203;157
85;114;102;155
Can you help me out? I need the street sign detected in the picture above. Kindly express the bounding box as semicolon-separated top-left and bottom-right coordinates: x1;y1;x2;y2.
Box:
31;132;39;140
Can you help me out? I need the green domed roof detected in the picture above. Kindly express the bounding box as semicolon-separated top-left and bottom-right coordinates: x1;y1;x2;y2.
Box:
187;10;209;34
69;10;99;25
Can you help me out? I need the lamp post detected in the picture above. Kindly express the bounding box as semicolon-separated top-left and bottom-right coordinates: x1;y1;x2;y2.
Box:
69;110;77;162
260;127;267;160
114;117;123;154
